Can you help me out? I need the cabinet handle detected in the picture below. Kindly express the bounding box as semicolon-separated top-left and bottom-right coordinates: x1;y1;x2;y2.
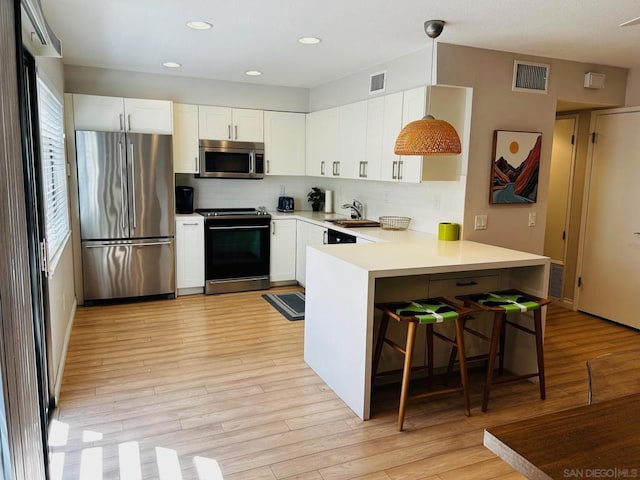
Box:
228;125;231;139
398;160;404;180
358;161;363;178
392;161;398;180
266;160;270;174
234;125;238;140
194;156;198;172
119;114;124;131
272;221;275;235
455;281;478;287
323;230;327;244
321;161;325;175
182;222;199;226
127;114;132;132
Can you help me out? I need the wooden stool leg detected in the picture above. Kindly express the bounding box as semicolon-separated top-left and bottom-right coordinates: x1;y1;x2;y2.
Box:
534;309;546;400
372;312;390;377
482;311;505;412
446;316;466;376
426;324;434;380
498;319;506;375
454;315;471;416
398;321;417;431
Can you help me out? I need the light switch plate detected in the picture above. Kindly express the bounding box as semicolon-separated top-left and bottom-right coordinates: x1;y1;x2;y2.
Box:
528;212;537;227
475;215;487;230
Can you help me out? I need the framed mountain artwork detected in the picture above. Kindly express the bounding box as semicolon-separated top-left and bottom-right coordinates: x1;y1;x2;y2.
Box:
490;130;542;204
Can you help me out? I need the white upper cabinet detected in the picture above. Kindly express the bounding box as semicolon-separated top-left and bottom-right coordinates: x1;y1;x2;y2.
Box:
379;91;405;182
198;106;264;142
72;94;173;134
264;111;306;176
364;96;385;181
173;103;199;174
337;100;368;179
396;86;427;183
306;107;339;177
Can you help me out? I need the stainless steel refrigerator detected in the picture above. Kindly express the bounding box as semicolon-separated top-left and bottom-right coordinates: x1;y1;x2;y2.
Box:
75;130;175;302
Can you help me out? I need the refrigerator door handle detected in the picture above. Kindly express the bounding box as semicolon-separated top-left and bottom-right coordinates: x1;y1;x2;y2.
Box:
84;240;173;248
129;141;138;229
118;140;127;231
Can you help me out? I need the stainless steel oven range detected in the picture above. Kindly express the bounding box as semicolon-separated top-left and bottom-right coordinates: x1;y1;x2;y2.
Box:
196;207;271;294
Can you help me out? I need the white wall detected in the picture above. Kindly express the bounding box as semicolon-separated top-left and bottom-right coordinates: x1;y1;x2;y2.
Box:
626;67;640;106
65;65;309;112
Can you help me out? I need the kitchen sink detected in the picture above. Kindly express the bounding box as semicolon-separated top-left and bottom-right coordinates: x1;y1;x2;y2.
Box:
325;219;380;228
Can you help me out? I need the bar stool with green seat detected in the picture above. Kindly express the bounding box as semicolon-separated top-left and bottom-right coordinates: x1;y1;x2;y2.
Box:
451;289;550;412
373;297;473;431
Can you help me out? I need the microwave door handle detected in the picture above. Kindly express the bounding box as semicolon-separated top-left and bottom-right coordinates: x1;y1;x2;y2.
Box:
249;151;255;174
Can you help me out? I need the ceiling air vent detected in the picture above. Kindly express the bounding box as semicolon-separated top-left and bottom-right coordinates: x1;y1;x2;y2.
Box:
369;71;386;94
512;61;549;94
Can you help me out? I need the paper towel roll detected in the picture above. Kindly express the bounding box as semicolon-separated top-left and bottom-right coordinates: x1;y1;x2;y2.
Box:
438;222;460;241
324;190;334;213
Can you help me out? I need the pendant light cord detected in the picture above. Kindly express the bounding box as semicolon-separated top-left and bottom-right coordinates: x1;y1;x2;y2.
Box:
427;35;435;116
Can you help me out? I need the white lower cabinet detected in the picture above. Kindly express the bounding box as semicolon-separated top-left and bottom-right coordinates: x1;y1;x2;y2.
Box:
295;220;327;286
175;216;204;295
270;219;297;283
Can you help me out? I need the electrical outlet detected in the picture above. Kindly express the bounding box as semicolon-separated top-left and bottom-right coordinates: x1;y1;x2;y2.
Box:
433;194;441;210
528;212;537;227
279;185;285;195
474;215;487;230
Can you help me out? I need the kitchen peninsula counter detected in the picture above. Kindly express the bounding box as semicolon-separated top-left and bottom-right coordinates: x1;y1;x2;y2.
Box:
302;228;549;420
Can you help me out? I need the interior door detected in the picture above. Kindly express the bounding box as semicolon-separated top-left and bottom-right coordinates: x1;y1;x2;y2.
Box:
578;109;640;329
544;116;576;299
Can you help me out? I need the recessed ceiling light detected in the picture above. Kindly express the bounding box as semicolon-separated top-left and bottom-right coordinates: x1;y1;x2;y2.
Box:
245;70;263;76
186;21;212;30
162;62;182;68
298;36;321;45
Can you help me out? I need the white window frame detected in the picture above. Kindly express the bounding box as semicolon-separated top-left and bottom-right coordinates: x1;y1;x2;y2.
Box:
36;76;70;275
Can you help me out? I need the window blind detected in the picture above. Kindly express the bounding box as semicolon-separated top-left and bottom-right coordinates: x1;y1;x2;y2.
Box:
36;77;69;271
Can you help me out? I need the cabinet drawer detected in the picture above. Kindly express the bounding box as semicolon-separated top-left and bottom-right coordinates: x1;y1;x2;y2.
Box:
429;274;499;299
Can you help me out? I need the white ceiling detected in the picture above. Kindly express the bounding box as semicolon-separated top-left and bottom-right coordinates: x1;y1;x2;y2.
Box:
41;0;640;89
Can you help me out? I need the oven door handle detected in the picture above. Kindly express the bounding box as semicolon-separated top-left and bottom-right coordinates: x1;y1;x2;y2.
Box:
208;225;270;230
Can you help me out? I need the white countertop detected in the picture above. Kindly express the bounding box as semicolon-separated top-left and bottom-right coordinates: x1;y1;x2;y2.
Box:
272;210;548;276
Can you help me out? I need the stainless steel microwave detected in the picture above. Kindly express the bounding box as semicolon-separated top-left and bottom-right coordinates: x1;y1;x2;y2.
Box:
198;140;265;179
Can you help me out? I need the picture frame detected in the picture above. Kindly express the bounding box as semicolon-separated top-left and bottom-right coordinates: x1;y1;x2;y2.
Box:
490;130;542;204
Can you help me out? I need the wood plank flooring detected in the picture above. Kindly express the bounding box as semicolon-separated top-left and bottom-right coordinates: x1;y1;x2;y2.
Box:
51;289;640;479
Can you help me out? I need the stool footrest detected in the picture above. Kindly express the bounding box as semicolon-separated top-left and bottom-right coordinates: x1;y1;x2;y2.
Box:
504;319;535;336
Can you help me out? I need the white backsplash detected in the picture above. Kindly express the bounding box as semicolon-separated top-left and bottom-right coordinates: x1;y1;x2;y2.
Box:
177;173;466;235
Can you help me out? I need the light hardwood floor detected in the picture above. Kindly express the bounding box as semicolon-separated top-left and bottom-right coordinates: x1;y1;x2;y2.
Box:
51;288;640;479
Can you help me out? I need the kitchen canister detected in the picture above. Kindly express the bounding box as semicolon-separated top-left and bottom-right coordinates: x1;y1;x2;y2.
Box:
324;190;334;213
438;222;460;241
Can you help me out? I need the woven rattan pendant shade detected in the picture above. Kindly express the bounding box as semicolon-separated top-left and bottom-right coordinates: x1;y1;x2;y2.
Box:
394;114;461;155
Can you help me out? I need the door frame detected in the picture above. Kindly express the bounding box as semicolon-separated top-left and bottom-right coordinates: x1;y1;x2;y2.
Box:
546;114;579;305
575;106;640;312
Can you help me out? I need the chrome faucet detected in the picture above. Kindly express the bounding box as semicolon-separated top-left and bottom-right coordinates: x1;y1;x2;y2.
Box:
342;199;363;220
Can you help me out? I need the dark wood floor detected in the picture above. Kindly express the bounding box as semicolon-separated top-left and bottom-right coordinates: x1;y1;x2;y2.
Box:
50;289;640;479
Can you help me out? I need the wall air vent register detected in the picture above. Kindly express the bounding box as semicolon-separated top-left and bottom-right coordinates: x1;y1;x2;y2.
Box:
512;60;550;94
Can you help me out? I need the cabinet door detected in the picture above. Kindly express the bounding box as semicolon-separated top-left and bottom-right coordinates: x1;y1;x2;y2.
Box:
364;96;384;181
123;98;173;134
338;100;368;179
199;105;233;140
295;221;327;286
173;104;199;173
264;111;305;176
232;108;264;142
306;108;339;178
270;219;297;282
398;87;426;183
380;92;404;181
175;217;204;291
73;94;124;131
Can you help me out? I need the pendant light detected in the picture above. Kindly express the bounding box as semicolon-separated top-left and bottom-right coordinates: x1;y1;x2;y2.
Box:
394;20;462;156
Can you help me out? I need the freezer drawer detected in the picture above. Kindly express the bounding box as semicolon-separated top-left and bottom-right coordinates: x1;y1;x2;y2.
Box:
82;239;175;301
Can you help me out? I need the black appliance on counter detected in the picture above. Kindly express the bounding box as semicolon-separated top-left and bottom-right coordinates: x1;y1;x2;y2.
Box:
196;207;271;294
277;196;294;212
175;186;194;214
